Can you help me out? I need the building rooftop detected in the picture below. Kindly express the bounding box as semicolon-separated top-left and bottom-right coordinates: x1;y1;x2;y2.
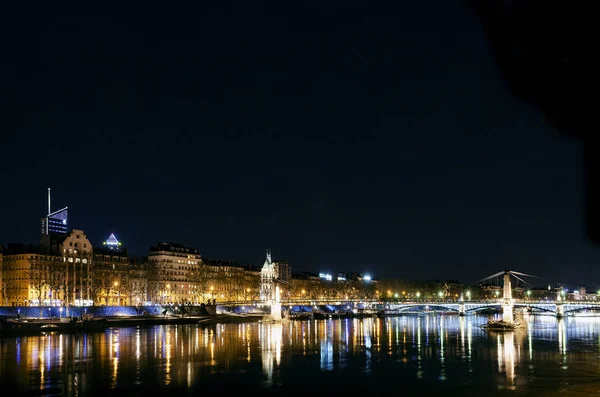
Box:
149;242;199;254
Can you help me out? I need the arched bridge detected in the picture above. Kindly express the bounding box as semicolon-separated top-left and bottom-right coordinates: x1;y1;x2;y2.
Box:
383;300;600;316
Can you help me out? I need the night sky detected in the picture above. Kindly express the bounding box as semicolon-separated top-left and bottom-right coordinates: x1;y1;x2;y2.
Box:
1;3;596;286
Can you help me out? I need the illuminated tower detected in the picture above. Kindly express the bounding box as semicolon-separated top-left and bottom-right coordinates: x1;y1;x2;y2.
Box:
103;233;123;252
260;249;279;302
40;188;68;254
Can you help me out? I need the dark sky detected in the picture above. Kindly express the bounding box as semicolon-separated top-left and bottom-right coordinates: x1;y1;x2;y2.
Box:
1;3;597;287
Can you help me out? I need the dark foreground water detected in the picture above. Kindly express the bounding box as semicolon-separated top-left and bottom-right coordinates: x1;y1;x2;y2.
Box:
2;314;600;396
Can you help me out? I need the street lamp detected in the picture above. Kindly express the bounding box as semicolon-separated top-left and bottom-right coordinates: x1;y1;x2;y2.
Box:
438;291;443;299
466;291;471;301
527;290;531;300
416;291;421;299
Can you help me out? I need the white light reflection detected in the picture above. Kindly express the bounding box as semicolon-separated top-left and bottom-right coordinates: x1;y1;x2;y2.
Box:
557;318;567;369
39;338;45;389
58;334;63;369
110;329;120;389
260;323;283;385
364;318;372;372
187;362;192;388
439;316;446;381
320;321;333;371
528;322;533;361
136;328;141;384
459;317;465;358
502;332;516;390
165;327;172;385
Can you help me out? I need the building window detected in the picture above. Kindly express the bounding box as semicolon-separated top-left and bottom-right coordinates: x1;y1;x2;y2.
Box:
77;235;80;239
70;242;73;246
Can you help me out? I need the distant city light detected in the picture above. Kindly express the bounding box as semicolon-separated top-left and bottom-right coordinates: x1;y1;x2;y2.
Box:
319;273;332;281
363;275;372;281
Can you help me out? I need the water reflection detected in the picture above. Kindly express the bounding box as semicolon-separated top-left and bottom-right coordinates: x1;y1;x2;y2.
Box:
260;323;282;385
3;315;600;394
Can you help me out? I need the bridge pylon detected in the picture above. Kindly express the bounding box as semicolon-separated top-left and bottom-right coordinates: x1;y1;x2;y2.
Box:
479;269;539;323
502;271;514;323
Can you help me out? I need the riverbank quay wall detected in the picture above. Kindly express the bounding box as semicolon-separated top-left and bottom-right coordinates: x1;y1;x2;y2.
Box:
0;304;220;319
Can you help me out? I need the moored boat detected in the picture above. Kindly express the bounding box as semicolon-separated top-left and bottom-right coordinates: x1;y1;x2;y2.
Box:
0;317;109;334
0;318;77;334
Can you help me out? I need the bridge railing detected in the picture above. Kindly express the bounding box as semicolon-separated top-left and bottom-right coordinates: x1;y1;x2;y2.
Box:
182;298;600;307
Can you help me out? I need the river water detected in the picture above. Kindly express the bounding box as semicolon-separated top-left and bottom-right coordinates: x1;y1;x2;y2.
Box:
1;313;600;396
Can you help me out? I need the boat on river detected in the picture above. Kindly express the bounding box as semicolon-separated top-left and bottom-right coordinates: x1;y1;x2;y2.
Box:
0;317;108;334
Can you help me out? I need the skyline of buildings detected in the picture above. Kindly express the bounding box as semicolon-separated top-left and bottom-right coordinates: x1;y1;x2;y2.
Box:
16;189;374;279
0;189;379;307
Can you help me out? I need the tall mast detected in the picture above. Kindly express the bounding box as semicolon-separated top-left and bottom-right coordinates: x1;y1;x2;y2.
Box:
47;187;51;215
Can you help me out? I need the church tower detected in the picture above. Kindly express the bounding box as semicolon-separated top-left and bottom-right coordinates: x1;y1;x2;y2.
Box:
260;249;278;302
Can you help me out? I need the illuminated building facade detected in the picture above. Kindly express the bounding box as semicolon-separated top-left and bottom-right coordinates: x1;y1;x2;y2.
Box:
0;250;3;305
260;249;278;302
200;259;261;302
148;242;202;304
60;229;93;306
0;244;63;306
93;233;132;305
